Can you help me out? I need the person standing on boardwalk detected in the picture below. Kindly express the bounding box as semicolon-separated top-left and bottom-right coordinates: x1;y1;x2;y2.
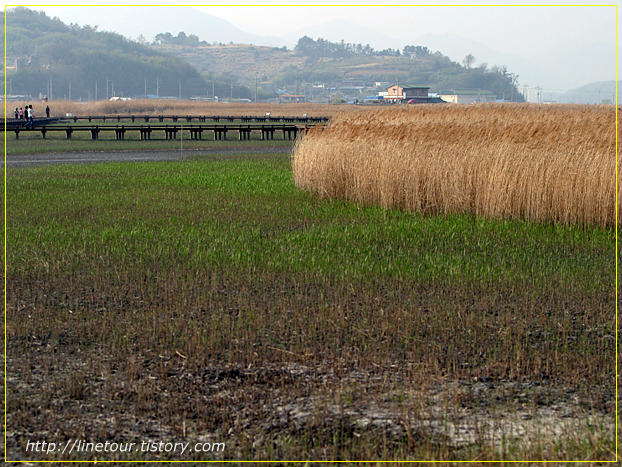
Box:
45;105;50;118
14;108;18;119
25;105;34;127
19;107;23;121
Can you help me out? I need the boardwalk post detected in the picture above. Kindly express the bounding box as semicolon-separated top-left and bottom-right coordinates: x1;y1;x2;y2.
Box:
214;126;227;141
115;126;126;140
239;126;251;140
140;126;151;140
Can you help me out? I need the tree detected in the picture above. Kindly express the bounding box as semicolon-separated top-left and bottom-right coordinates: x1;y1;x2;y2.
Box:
403;45;430;58
154;32;173;44
295;36;319;58
462;54;475;69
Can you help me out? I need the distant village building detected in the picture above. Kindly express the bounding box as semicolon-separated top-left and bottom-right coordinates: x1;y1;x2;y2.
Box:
279;94;306;103
438;89;496;104
383;85;431;103
5;59;18;73
522;86;542;104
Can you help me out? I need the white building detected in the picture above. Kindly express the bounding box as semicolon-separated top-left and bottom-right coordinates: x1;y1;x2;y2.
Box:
438;89;496;104
522;86;543;104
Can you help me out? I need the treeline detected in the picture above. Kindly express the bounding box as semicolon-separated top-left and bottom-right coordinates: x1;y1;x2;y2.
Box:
2;7;253;100
153;31;204;46
295;36;401;59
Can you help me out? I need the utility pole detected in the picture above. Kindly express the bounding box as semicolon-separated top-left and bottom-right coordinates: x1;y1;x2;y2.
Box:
156;77;160;97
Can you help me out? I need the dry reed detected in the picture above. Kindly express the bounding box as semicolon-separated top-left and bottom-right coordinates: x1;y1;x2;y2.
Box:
293;104;619;227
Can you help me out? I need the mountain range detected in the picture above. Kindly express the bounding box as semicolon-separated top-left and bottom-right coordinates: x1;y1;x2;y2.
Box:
53;5;617;93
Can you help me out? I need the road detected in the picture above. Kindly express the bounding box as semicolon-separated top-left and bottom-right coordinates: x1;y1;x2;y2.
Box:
3;147;292;168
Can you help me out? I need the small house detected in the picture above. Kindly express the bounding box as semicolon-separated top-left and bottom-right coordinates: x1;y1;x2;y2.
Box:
279;94;306;103
384;85;431;103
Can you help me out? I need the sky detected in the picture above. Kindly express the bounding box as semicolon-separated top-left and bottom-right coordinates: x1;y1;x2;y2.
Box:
15;2;618;60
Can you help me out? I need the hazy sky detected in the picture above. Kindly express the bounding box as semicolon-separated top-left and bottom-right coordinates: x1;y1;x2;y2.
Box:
12;2;619;61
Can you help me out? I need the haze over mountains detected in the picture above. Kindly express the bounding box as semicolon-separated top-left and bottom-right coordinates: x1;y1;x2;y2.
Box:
53;5;616;93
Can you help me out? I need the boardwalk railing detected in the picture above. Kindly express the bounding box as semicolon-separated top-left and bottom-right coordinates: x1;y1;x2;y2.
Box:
71;115;328;123
2;117;63;128
9;114;330;124
2;123;321;141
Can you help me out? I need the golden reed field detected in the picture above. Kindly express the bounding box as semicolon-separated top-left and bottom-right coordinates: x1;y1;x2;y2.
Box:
293;104;619;227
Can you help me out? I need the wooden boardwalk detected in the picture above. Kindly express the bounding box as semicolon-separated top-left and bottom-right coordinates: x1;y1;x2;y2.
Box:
61;114;329;124
0;114;328;126
2;123;320;141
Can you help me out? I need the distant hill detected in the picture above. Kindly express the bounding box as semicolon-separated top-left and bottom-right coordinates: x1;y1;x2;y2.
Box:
2;7;249;100
284;19;397;50
154;43;306;84
153;37;525;101
557;81;618;105
531;42;617;91
53;3;285;47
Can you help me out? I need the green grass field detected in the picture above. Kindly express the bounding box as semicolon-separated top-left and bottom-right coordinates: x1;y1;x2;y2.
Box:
4;151;617;462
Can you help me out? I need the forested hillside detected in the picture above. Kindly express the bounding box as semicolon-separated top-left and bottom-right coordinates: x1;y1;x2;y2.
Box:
291;37;522;101
153;35;523;102
2;7;215;100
